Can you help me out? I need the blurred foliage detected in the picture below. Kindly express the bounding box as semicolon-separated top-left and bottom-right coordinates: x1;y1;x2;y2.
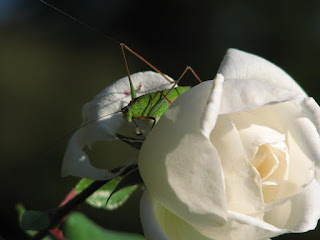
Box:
75;178;137;210
64;212;145;240
16;204;51;239
1;0;320;239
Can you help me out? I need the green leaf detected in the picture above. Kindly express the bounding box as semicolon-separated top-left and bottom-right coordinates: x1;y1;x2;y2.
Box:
21;210;50;231
16;204;51;239
75;177;137;210
74;178;108;193
64;212;145;240
106;167;142;205
106;184;137;209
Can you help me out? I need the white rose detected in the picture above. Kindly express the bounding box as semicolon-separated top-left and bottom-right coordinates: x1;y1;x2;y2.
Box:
139;49;320;240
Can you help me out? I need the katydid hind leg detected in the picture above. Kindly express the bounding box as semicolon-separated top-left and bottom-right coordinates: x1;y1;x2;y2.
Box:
120;43;177;101
121;43;174;84
121;43;136;100
172;66;202;89
137;116;157;128
161;66;202;101
132;118;143;136
149;66;202;118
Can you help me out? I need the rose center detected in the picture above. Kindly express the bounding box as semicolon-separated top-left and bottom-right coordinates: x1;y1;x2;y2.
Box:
251;142;289;188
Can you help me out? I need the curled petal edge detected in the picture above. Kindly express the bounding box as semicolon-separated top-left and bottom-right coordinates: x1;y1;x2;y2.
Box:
201;74;224;139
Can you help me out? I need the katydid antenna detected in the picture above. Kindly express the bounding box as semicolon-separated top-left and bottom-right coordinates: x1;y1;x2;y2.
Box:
39;0;121;45
38;110;122;159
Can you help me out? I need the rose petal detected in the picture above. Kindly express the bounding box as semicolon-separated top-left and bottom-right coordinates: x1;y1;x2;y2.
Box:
61;130;116;180
304;98;320;134
210;115;264;218
140;191;216;240
218;48;307;96
234;122;285;161
139;82;228;228
262;142;289;184
219;79;303;114
200;74;224;138
263;200;292;229
140;191;170;240
301;97;320;183
62;71;175;179
227;211;286;239
284;180;320;232
194;211;286;240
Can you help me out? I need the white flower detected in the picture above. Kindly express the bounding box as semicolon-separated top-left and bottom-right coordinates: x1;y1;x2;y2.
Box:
138;49;320;240
61;71;175;180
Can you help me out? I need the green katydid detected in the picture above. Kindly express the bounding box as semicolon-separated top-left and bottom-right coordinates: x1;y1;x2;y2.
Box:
39;0;202;140
118;43;202;134
43;43;202;151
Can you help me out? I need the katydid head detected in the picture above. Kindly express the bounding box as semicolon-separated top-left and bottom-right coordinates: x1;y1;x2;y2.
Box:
121;105;133;123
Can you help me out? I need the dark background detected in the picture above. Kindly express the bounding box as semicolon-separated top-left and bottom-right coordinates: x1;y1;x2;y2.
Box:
1;0;320;239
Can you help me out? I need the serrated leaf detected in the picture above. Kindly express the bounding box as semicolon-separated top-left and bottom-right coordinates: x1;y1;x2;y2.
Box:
106;185;137;210
64;212;145;240
106;167;142;205
21;210;50;231
75;178;118;193
75;177;137;210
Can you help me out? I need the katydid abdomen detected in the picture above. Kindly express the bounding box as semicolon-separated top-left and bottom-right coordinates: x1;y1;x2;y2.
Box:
121;86;191;125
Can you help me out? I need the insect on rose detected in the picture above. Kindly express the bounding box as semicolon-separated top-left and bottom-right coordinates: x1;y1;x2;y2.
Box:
39;0;203;140
40;0;205;179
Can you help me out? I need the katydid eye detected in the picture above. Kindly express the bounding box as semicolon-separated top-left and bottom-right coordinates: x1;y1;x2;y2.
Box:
123;108;130;113
121;107;130;113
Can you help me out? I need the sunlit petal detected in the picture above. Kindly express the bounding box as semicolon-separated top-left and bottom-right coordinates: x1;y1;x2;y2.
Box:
218;48;307;95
